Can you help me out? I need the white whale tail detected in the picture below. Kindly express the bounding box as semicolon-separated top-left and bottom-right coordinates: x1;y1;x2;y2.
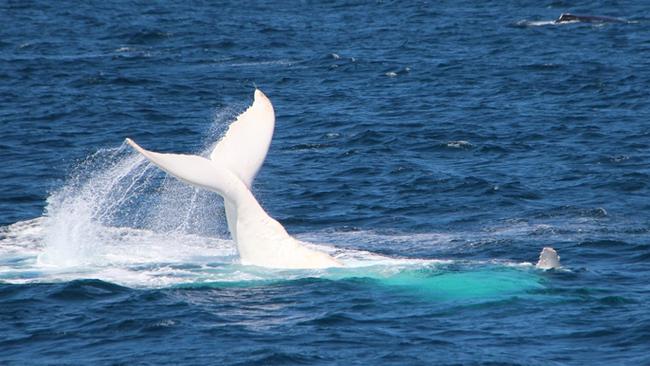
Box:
125;90;341;269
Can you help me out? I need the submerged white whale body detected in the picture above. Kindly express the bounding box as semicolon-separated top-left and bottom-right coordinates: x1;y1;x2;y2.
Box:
126;90;342;269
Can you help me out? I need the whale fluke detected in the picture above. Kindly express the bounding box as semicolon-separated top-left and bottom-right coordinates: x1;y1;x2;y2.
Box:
126;90;341;269
210;89;275;189
536;247;561;270
209;89;275;241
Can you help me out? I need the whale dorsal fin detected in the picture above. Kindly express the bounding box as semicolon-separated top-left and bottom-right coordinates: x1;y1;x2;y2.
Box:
210;89;275;188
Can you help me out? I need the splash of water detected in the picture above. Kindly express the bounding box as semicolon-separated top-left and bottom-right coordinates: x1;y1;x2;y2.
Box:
36;110;240;267
38;149;151;266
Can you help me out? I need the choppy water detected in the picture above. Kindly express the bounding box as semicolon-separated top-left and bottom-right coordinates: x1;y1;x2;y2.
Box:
2;1;650;365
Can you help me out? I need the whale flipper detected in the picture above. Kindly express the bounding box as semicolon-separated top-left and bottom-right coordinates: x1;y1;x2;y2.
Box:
126;90;341;269
536;247;561;270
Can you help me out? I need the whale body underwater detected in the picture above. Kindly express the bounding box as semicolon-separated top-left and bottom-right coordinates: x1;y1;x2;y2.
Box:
127;90;560;270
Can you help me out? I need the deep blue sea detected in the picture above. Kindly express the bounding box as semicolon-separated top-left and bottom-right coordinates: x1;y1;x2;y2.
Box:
2;1;650;365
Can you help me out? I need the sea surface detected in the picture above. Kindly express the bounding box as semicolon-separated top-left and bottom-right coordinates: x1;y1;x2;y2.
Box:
1;1;650;365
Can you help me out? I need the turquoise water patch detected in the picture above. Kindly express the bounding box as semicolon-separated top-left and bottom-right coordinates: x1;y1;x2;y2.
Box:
379;267;543;300
172;262;543;301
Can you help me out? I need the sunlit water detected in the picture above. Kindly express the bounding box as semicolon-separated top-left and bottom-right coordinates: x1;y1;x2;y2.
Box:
2;1;650;365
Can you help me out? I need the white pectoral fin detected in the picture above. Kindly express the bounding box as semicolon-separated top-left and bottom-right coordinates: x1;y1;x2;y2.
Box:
536;247;561;269
126;138;229;194
209;89;275;188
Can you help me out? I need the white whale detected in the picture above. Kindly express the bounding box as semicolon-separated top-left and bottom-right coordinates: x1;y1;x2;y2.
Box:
126;89;561;271
126;90;341;269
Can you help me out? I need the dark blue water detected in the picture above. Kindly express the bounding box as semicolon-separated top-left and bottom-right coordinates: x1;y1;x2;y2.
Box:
2;1;650;365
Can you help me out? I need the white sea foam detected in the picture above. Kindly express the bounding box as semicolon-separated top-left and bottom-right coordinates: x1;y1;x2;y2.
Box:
1;202;578;288
0;135;454;288
225;60;294;68
0;216;455;288
515;20;559;27
0;198;578;289
446;140;473;149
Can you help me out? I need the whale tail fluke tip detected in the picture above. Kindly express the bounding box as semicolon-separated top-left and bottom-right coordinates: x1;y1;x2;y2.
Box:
253;88;269;103
124;138;147;156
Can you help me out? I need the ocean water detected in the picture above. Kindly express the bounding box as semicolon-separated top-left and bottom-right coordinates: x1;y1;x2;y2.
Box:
1;1;650;365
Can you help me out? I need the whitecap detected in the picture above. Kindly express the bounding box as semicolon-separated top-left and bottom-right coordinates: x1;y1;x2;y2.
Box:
446;140;473;149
